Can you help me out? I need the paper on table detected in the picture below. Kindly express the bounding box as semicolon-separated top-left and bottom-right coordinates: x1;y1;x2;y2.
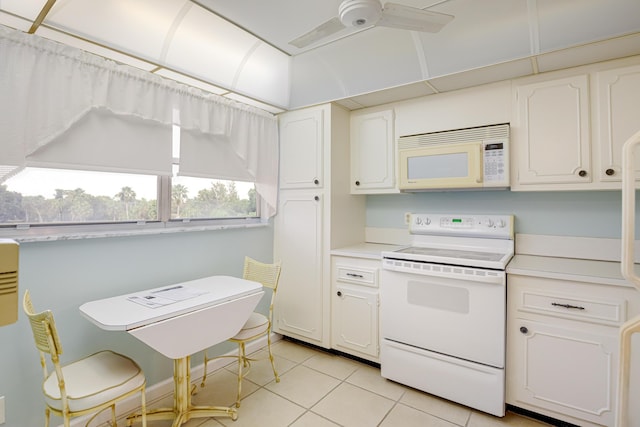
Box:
128;285;208;308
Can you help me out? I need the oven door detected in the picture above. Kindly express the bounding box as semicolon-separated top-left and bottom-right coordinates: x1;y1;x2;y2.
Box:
380;264;505;368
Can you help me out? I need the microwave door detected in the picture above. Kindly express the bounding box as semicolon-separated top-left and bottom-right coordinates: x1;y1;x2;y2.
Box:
400;142;483;190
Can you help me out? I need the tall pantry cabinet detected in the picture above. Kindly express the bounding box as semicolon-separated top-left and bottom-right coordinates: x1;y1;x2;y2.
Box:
273;103;365;348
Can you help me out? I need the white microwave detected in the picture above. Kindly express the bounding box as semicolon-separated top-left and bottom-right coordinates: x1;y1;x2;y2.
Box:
398;124;509;191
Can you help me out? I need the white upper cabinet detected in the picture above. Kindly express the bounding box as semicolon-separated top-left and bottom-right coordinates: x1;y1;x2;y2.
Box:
279;106;325;189
594;64;640;183
511;57;640;191
350;109;397;194
511;74;592;188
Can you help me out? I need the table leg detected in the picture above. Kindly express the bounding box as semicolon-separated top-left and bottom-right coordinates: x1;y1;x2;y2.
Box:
127;356;238;426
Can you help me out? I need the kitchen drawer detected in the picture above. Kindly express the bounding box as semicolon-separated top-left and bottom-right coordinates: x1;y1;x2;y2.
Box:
517;290;627;326
336;264;378;288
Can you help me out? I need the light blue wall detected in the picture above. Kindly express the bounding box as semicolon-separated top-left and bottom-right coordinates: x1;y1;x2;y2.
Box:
0;225;273;427
367;190;639;239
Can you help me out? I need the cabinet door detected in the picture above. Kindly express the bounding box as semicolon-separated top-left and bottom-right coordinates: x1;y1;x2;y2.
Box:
594;64;640;183
513;75;591;186
508;319;617;426
273;192;324;344
332;285;379;360
279;107;325;189
350;109;397;193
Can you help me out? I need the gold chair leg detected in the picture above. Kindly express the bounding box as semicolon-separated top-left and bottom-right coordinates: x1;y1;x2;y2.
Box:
111;404;117;425
140;385;147;427
236;342;246;408
266;332;280;383
45;408;50;427
201;350;209;388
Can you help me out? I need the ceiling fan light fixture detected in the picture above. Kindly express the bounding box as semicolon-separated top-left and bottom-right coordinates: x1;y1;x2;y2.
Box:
339;0;382;28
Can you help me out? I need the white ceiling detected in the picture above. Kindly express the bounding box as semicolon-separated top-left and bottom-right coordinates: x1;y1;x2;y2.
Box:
1;0;640;113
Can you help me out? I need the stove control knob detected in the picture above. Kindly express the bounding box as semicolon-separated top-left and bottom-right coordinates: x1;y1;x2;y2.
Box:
496;219;506;228
415;217;422;225
484;218;494;228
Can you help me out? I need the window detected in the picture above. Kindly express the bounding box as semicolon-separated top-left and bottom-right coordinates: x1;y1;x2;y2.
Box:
0;28;278;237
1;168;158;224
0;168;258;227
170;176;256;220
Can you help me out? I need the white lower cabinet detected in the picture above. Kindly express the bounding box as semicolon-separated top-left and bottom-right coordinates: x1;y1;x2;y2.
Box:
507;275;636;427
510;319;617;426
274;192;324;343
331;256;380;362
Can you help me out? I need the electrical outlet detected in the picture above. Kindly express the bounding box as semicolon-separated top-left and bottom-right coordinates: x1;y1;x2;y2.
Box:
0;395;5;424
404;212;412;225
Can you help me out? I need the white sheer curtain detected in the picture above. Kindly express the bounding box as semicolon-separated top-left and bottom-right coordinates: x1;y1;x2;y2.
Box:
0;24;279;217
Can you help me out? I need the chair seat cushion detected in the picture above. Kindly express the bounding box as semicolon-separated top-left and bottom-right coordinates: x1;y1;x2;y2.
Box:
231;312;269;341
43;350;145;412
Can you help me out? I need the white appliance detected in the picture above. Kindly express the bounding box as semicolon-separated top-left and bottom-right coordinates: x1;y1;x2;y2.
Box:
618;129;640;427
380;213;514;417
398;124;509;191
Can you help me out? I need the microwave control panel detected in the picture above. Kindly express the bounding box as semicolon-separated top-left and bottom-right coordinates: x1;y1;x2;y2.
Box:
482;139;508;185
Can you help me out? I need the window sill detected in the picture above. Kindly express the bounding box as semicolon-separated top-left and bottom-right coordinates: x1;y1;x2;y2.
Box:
0;218;268;243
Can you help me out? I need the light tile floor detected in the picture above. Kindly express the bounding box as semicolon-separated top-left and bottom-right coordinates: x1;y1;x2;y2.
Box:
123;339;553;427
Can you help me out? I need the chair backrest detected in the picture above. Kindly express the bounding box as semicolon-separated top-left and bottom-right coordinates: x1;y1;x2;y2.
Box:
23;290;63;357
242;257;281;292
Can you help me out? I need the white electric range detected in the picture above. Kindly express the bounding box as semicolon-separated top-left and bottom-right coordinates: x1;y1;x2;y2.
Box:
380;213;514;417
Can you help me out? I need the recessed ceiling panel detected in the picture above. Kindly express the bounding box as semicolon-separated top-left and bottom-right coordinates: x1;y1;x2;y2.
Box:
35;27;158;71
233;43;290;108
290;27;424;108
417;0;531;78
164;5;262;88
536;0;640;52
0;0;47;21
43;0;188;61
195;0;341;55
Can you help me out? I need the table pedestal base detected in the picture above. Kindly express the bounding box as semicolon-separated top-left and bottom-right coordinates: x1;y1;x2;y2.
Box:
127;356;237;427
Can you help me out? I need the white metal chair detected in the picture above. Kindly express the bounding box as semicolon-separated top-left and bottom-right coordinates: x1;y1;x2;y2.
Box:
201;257;282;407
23;290;147;427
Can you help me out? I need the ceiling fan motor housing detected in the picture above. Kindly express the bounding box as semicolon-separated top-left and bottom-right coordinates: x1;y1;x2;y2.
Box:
339;0;383;27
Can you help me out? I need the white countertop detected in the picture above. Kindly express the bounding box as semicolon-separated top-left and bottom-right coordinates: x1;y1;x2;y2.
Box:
506;254;640;288
331;243;404;260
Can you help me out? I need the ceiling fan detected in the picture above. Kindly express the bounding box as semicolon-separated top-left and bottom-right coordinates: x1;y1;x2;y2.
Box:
289;0;454;49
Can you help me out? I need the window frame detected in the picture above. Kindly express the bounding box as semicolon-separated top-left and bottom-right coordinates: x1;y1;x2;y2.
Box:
0;173;264;243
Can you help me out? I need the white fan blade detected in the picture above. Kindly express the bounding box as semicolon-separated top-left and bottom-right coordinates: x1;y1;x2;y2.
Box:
378;2;454;33
289;17;346;48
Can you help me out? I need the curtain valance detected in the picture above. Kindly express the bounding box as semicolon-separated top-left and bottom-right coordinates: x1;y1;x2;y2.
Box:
0;25;278;217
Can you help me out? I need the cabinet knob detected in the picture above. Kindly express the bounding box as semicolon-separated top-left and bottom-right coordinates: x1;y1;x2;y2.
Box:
337;291;342;297
355;180;360;186
313;178;320;185
605;168;615;176
578;170;587;177
520;326;528;334
314;195;320;201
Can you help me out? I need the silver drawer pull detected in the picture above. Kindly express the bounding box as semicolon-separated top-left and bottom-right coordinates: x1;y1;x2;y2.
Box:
346;273;364;278
551;302;585;310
